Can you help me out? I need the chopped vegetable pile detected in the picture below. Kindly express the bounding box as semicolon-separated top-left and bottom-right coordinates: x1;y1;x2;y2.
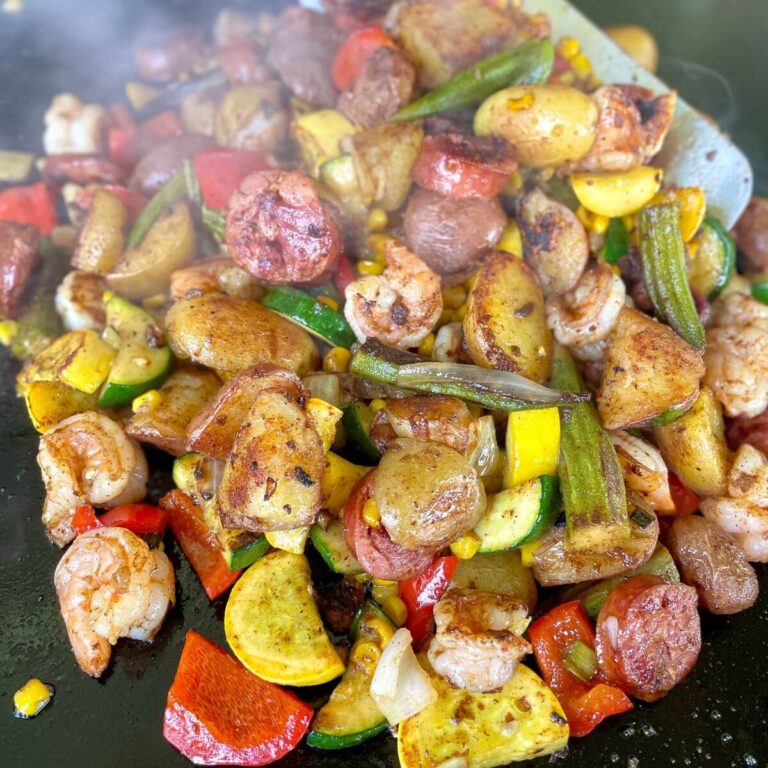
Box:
3;1;767;767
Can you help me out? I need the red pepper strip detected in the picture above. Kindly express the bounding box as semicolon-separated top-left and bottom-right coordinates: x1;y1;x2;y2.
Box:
71;503;168;537
399;556;458;648
164;630;313;766
529;600;633;737
71;504;101;535
0;182;57;234
334;252;356;295
160;490;240;600
193;148;269;210
668;472;700;516
331;26;397;92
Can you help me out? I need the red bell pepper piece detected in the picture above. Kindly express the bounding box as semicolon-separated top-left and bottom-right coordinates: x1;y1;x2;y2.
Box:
164;630;313;766
193;148;270;210
331;26;397;92
334;252;356;295
71;502;168;537
139;110;184;144
529;600;633;737
668;472;700;516
399;556;458;648
0;182;57;234
160;490;240;600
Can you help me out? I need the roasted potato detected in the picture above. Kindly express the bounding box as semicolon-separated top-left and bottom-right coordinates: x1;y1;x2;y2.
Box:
463;251;553;382
165;293;319;376
597;307;705;430
475;85;598;168
106;202;195;300
349;121;423;211
126;367;221;456
73;189;128;274
655;386;730;497
216;388;325;532
187;364;304;460
214;82;289;154
604;25;659;72
392;0;514;88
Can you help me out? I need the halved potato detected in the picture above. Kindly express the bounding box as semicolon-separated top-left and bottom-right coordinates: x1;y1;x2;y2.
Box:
463;251;553;382
571;166;663;218
597;307;705;429
165;293;318;376
73;189;128;274
654;385;730;497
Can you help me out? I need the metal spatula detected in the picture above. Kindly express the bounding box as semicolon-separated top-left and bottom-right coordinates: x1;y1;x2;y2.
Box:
524;0;753;227
299;0;753;227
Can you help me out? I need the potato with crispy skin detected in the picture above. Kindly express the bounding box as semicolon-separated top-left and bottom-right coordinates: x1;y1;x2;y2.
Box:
463;251;553;382
597;307;704;430
216;388;325;532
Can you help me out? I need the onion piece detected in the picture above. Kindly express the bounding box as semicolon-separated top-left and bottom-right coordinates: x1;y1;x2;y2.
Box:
302;373;342;408
468;415;501;479
370;628;437;725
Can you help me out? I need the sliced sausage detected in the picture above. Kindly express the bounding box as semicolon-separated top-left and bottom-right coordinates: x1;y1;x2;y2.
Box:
337;47;415;128
0;221;40;318
595;575;701;702
226;170;341;285
37;154;127;186
266;8;343;108
323;0;393;30
412;133;517;200
734;197;768;273
666;515;758;615
403;189;506;285
133;26;206;84
518;187;589;295
726;408;768;457
343;472;434;581
130;134;216;196
373;437;485;551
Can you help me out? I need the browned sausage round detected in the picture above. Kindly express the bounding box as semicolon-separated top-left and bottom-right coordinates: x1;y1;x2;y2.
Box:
595;575;701;702
727;408;768;456
133;26;205;84
403;188;506;285
666;515;758;614
38;154;127;186
130;134;216;195
0;222;40;319
343;472;434;581
734;197;768;273
226;170;341;285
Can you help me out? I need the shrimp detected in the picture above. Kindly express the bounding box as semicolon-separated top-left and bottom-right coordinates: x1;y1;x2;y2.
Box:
610;430;675;514
169;257;261;301
432;321;463;363
344;241;442;350
701;444;768;562
43;94;108;156
37;412;148;547
54;527;174;677
572;85;677;173
546;261;626;359
704;292;768;418
54;271;108;331
427;589;532;693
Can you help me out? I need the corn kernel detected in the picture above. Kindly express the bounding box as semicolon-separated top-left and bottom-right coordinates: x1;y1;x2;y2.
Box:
13;678;53;719
351;640;382;667
442;285;467;309
417;333;436;357
365;233;394;264
556;36;581;60
498;220;524;257
507;92;535;111
571;53;593;78
357;259;384;276
132;389;162;414
372;582;399;604
323;346;351;373
439;308;456;326
455;304;468;321
622;214;636;232
610;264;622;277
0;319;18;346
370;398;387;413
362;497;381;527
381;595;408;627
367;208;388;232
367;617;396;646
592;214;610;236
520;540;541;567
102;290;115;304
450;531;481;560
316;295;339;312
558;71;576;86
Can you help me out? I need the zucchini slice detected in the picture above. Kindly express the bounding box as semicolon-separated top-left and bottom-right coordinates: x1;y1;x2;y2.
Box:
98;295;171;408
224;551;345;686
688;214;735;299
307;602;394;750
261;286;356;348
310;519;362;575
341;402;381;464
474;476;561;553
